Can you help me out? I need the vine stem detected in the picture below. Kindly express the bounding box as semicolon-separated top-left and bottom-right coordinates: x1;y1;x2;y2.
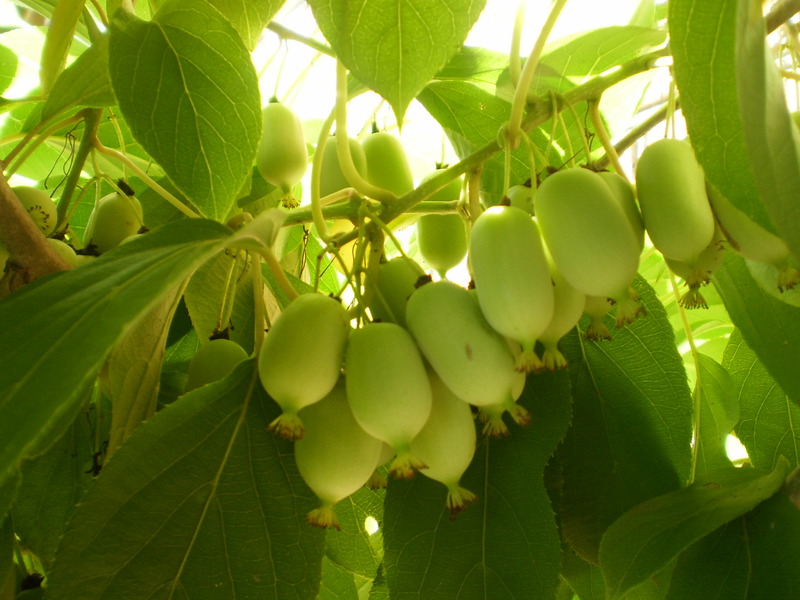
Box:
588;99;628;179
506;0;570;148
252;245;299;302
310;108;337;243
509;2;525;87
594;102;671;170
92;141;200;218
252;252;267;352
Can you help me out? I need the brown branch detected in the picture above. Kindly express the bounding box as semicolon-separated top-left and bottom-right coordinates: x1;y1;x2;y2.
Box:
766;0;800;33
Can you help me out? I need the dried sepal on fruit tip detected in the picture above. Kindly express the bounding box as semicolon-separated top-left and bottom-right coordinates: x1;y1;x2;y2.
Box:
446;485;478;519
306;505;341;530
679;287;708;310
367;469;388;489
540;346;569;371
267;413;304;441
583;295;613;341
778;266;800;292
516;348;544;373
388;452;427;480
478;397;530;437
614;288;645;328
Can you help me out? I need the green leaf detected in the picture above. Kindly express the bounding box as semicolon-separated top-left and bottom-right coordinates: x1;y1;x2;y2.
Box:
0;518;14;599
307;0;487;125
45;360;326;599
734;1;800;261
0;219;231;488
668;0;773;233
39;0;84;94
108;0;262;220
382;370;572;599
695;354;738;475
0;44;18;96
713;251;800;405
319;558;359;600
41;34;114;121
666;491;800;599
206;0;285;51
599;459;791;600
557;276;694;563
434;46;510;91
324;486;384;580
722;329;800;470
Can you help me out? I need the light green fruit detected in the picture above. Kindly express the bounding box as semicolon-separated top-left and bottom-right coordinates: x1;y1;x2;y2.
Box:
535;168;643;326
185;338;248;392
256;101;308;195
410;368;478;516
345;322;432;479
295;379;383;529
597;171;644;251
368;255;427;328
416;172;467;277
361;131;413;195
75;254;96;267
635;138;715;264
538;251;586;370
46;238;77;268
507;184;534;214
583;295;613;341
706;184;799;291
665;225;726;309
13;186;57;235
470;206;554;371
84;192;144;254
258;293;350;440
406;280;519;433
319;136;368;198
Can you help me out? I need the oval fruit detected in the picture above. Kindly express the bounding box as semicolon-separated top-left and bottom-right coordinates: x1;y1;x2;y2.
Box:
411;368;478;517
665;225;726;308
345;322;432;479
258;293;350;440
84;191;144;254
361;131;413;195
13;186;57;235
535;168;643;326
294;379;383;529
318;136;368;198
416;172;467;277
597;171;644;251
185;338;248;392
470;206;554;371
368;255;427;328
635;138;715;264
406;280;518;419
507;183;534;214
46;238;78;268
256;100;308;195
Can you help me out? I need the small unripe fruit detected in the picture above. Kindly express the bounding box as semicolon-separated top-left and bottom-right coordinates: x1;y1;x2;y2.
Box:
258;294;350;440
318;136;368;198
361;132;413;196
507;183;534;214
597;171;644;251
185;339;248;392
368;255;427;327
538;252;586;370
13;186;57;235
46;238;77;268
84;192;144;254
256;101;308;196
416;172;467;277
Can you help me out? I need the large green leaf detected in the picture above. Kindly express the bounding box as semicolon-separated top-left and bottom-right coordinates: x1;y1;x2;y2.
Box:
557;276;693;563
599;459;791;599
0;219;231;488
46;360;326;599
713;252;800;405
307;0;487;125
382;370;572;599
722;329;800;470
108;0;262;220
0;44;18;97
668;0;771;232
39;0;84;94
694;354;738;475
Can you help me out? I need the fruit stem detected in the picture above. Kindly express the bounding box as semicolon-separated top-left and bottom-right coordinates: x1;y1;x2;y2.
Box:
509;1;525;87
253;245;299;302
588;99;629;180
252;251;268;351
467;167;483;223
563;97;593;166
310;108;337;243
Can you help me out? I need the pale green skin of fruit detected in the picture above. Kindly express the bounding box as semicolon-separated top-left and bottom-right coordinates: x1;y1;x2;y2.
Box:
368;256;426;328
13;186;57;236
597;172;644;251
507;184;534;214
406;280;517;408
416;173;467;276
361;132;414;195
635;138;715;264
470;206;554;356
535;168;641;300
84;193;143;254
410;369;477;509
665;225;726;284
345;323;432;453
319;136;367;198
295;380;383;508
257;102;308;193
538;253;586;367
258;294;349;416
706;184;790;266
185;339;248;392
46;238;78;268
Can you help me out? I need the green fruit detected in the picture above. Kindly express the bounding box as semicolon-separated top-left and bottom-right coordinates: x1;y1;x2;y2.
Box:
535;168;643;326
635;138;715;264
470;206;554;371
13;186;57;235
258;293;350;440
507;183;534;214
368;255;427;327
406;280;520;435
185;338;248;392
84;192;144;254
295;379;383;529
361;131;414;195
597;171;644;251
256;101;308;194
345;322;432;479
46;238;78;268
665;225;726;308
416;172;467;277
318;136;368;197
410;368;478;516
538;251;586;370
